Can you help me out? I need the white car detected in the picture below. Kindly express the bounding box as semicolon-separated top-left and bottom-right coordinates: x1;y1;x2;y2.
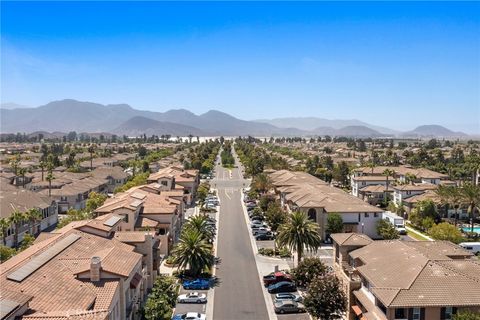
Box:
184;312;206;320
177;292;207;303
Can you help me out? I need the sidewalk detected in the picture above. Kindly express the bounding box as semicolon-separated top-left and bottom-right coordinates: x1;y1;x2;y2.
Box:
405;225;434;241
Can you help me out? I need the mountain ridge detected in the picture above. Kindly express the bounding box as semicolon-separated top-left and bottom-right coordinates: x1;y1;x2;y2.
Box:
0;99;470;138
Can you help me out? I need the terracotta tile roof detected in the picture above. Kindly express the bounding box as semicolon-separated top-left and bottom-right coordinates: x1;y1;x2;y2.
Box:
349;240;478;308
0;229;141;317
393;184;438;191
114;231;148;243
331;233;373;246
135;216;160;228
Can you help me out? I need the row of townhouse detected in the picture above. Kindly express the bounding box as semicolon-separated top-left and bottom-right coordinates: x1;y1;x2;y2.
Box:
350;165;469;219
0;214;160;320
95;185;186;255
331;233;480;320
27;167;128;212
268;170;384;240
147;165;200;205
0;180;58;248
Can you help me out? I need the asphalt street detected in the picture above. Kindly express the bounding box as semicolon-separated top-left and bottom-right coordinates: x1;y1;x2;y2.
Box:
212;155;270;320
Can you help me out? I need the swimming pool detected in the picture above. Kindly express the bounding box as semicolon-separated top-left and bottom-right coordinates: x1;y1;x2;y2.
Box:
461;226;480;233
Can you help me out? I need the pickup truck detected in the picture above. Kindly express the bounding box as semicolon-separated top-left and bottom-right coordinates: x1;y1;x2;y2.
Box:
263;271;293;287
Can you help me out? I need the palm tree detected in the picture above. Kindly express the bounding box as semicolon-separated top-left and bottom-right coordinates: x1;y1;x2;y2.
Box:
0;218;11;246
172;229;214;276
18;167;27;188
276;211;322;265
26;208;42;235
435;185;461;226
405;173;417;185
9;155;20;176
88;145;96;171
459;183;480;233
9;209;26;248
39;161;46;181
382;168;396;203
183;215;215;243
46;171;55;196
253;173;272;195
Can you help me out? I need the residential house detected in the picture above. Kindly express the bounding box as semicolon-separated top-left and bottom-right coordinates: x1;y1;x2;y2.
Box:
0;227;147;320
332;233;480;320
0;181;58;248
270;170;384;240
147;166;199;204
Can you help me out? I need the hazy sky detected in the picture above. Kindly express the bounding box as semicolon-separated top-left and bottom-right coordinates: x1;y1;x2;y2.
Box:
1;1;479;133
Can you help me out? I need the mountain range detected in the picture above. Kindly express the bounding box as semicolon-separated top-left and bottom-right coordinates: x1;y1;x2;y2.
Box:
0;99;470;138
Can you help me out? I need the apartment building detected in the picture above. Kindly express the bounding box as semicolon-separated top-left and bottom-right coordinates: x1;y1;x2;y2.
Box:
95;186;184;255
270;170;384;240
147;166;199;204
0;181;58;248
332;233;480;320
0;226;150;320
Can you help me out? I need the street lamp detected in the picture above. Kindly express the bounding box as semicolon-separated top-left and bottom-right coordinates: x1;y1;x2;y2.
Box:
361;222;365;234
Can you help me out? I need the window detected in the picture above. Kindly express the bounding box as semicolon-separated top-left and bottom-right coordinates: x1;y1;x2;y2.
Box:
445;307;453;320
161;180;168;186
413;308;421;320
374;213;379;218
364;213;369;218
395;308;406;319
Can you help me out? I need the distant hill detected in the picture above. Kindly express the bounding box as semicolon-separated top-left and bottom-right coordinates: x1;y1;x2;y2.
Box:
255;117;399;135
0;103;30;110
0;99;470;138
402;125;467;138
113;116;208;136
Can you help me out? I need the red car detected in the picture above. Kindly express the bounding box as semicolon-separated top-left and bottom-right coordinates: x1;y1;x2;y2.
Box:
263;271;293;287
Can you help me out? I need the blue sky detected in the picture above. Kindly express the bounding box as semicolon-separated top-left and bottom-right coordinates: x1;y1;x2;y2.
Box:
1;1;479;133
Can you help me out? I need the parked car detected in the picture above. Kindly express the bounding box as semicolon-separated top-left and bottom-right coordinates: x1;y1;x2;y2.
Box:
268;281;297;294
251;221;268;229
182;279;210;290
177;292;207;303
246;202;257;209
263;272;293;287
274;300;306;314
171;312;206;320
252;227;271;236
274;293;303;303
256;233;275;241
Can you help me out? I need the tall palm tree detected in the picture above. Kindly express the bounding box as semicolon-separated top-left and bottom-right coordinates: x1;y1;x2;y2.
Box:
435;185;461;226
9;209;26;248
183;215;215;243
88;145;96;171
26;208;42;235
459;183;480;233
0;218;11;246
46;171;55;196
276;211;322;265
18;167;27;188
172;229;214;276
39;161;46;181
9;155;20;176
382;168;396;202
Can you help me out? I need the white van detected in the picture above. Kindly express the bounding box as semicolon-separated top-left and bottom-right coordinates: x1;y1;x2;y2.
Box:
459;242;480;254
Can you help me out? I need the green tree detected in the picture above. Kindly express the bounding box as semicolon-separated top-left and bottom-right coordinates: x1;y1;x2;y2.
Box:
382;168;396;199
0;245;16;263
46;171;55;196
86;192;108;213
291;257;328;288
25;208;42;235
172;229;214;276
376;219;400;240
142;275;179;320
19;233;35;251
183;215;216;243
436;185;462;226
428;222;463;243
410;199;438;229
303;275;347;320
453;311;480;320
0;218;10;246
276;211;322;264
326;213;343;235
9;210;26;248
18;167;27;188
39;160;46;181
459;183;480;233
253;173;272;195
87;145;96;171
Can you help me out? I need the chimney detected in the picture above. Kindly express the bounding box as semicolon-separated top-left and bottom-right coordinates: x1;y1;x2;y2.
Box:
90;256;101;282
